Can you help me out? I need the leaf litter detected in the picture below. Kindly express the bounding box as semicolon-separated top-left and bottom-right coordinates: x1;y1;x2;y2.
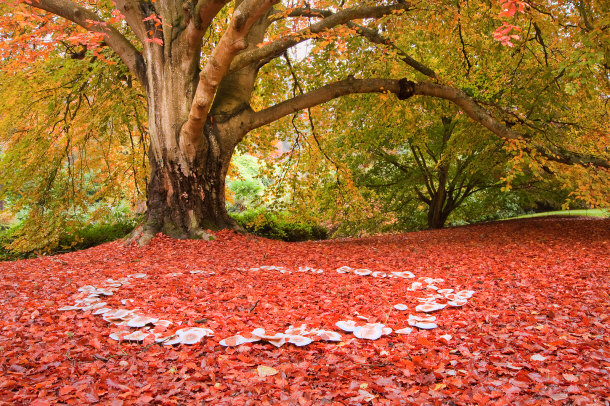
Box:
0;217;608;404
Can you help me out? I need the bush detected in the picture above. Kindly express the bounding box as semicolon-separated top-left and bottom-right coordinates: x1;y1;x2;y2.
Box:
57;220;136;251
0;219;137;261
231;209;327;242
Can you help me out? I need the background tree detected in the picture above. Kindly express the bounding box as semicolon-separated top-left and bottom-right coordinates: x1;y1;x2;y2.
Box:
243;0;609;234
356;111;507;229
0;51;148;252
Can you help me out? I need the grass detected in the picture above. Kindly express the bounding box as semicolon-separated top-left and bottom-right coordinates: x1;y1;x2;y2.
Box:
505;209;608;220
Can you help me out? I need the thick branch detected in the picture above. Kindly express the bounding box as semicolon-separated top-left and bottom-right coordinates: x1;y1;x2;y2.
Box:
411;81;610;169
229;3;410;73
248;77;409;130
180;0;278;158
187;0;231;56
112;0;146;43
30;0;146;84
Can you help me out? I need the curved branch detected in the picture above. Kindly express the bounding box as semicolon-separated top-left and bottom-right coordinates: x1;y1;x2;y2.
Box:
29;0;146;84
248;77;408;131
410;81;610;169
179;0;279;158
229;3;411;73
112;0;146;43
186;0;231;56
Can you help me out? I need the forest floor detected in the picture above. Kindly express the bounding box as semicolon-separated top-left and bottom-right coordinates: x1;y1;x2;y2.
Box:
0;217;608;405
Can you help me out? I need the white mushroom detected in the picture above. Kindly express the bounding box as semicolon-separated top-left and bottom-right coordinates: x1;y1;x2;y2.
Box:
93;307;112;315
353;269;372;276
128;273;147;279
103;309;134;322
456;290;475;299
336;266;352;274
58;305;81;311
395;327;413;335
154;320;173;328
372;271;387;278
335;320;358;332
219;334;261;347
408;321;438;329
353;323;384;340
415;303;446;313
394;304;408;311
161;335;183;345
284;324;310;336
109;331;130;341
175;328;209;345
391;271;415;278
447;299;468;307
287;335;313;347
408;314;437;322
122;330;150;342
127;316;159;328
311;330;342;342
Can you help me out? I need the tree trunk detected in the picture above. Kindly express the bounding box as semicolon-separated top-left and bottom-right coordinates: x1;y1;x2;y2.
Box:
126;57;245;245
427;193;450;229
144;127;236;237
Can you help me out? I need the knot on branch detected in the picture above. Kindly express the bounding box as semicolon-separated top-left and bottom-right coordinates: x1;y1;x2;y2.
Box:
397;79;415;100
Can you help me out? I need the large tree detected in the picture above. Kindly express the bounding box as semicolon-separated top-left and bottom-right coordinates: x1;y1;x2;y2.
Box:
2;0;608;243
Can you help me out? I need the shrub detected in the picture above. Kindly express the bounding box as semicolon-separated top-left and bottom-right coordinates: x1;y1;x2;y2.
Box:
231;209;327;242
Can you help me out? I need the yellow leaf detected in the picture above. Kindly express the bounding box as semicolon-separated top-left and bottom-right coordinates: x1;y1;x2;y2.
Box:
257;365;278;377
433;383;446;391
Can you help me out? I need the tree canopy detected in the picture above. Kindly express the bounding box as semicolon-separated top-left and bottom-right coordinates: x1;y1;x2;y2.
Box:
0;0;608;249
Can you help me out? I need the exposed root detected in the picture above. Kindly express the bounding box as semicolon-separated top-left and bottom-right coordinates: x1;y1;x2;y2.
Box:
124;224;158;247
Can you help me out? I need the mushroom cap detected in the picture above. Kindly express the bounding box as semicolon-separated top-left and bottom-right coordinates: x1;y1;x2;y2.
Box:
58;305;82;311
93;307;112;315
128;273;147;279
448;299;468;307
287;335;313;347
127;315;159;328
336;266;352;274
391;271;415;278
444;293;459;301
456;290;475;299
284;324;310;336
353;269;372;276
372;271;387;278
219;334;260;347
408;321;438;329
409;282;423;290
175;328;207;345
394;304;408;311
353;323;384;340
154;320;173;328
109;331;130;341
162;335;183;345
103;309;133;321
437;289;454;295
415;303;446;313
122;330;151;342
335;320;358;332
82;302;108;311
312;330;342;342
395;327;413;335
408;314;436;322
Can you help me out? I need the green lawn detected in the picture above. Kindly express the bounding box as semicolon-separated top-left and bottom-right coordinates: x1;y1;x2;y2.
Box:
506;209;609;220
